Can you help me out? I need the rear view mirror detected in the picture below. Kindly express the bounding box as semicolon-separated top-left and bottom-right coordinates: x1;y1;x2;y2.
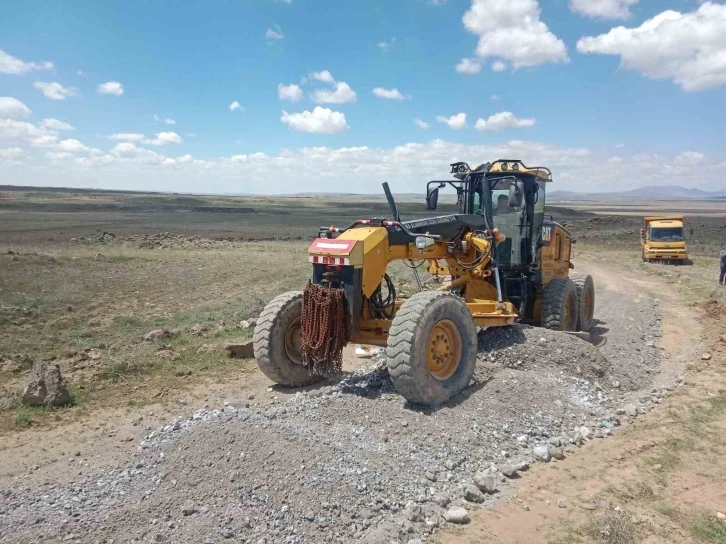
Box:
508;180;524;209
426;187;439;211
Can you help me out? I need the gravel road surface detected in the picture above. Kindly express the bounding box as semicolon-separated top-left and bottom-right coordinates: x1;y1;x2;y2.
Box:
0;283;671;544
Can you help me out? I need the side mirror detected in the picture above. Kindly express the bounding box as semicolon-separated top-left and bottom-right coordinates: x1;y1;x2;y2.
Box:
508;180;524;208
426;187;439;211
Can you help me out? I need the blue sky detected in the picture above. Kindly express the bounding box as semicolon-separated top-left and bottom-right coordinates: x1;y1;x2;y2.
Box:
1;0;725;193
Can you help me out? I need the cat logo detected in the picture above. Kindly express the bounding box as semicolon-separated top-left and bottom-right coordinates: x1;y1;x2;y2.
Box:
542;225;553;243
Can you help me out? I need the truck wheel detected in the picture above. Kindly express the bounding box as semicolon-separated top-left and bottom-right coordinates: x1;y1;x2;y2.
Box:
386;291;477;406
253;291;323;387
541;278;578;332
571;273;595;332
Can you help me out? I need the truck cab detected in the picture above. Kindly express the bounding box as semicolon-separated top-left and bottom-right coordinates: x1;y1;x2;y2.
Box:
641;216;688;263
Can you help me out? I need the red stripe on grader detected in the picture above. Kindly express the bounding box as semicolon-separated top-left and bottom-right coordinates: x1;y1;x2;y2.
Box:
308;238;356;254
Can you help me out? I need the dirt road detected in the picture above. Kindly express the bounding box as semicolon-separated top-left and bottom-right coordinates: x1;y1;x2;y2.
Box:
441;257;726;544
1;256;724;544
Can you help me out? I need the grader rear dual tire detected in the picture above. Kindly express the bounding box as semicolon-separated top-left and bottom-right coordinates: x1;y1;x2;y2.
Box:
386;291;478;406
541;277;579;332
571;273;595;332
253;291;323;387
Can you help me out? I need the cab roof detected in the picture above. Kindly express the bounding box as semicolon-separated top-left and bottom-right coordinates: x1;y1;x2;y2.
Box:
649;220;684;228
450;159;553;182
644;215;684;228
486;159;553;181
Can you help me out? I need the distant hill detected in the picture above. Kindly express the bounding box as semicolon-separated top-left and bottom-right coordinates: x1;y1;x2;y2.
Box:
550;185;726;201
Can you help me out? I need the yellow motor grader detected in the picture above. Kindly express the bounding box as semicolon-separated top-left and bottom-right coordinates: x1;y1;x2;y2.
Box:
253;160;595;406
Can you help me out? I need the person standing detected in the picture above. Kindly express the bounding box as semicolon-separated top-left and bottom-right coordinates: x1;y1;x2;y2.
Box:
720;250;726;285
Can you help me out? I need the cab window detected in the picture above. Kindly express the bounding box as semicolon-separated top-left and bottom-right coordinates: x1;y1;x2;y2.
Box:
491;178;526;266
473;191;482;213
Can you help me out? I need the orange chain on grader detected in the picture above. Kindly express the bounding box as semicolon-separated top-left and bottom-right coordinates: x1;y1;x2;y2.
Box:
253;160;595;406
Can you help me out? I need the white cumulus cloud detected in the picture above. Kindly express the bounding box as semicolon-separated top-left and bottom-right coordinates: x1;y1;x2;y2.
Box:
570;0;638;20
145;131;183;145
57;139;91;153
414;119;429;129
98;81;124;96
46;152;73;161
229;101;243;112
31;135;59;148
0;97;31;118
2;137;721;195
34;82;77;100
372;87;408;100
0;147;25;161
577;2;726;91
311;82;357;104
436;113;467;129
281;107;349;134
674;151;705;166
462;0;568;68
456;58;482;74
108;133;146;142
266;25;284;41
41;118;74;131
310;70;335;84
154;114;176;125
111;142;145;159
0;50;53;74
491;61;507;72
278;83;303;101
0;119;51;144
475;111;536;131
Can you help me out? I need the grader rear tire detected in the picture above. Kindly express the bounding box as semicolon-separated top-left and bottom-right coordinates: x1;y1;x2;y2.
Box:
571;273;595;332
541;277;578;332
386;291;477;406
253;291;323;387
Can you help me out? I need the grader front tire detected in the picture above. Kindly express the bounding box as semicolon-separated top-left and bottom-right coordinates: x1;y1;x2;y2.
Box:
386;291;477;406
541;278;579;332
571;273;595;332
253;291;323;387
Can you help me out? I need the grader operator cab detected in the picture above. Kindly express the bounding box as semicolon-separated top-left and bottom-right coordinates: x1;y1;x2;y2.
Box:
254;160;595;406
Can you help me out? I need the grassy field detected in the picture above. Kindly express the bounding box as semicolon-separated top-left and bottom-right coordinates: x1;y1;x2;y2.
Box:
2;187;726;433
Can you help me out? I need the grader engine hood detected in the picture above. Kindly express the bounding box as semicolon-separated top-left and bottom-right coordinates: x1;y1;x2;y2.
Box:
308;227;390;299
308;227;393;337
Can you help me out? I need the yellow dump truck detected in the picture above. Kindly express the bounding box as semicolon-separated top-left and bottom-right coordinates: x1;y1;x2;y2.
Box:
641;216;688;264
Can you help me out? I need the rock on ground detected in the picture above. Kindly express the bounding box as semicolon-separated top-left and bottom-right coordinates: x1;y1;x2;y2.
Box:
225;340;254;359
444;507;470;524
144;328;177;341
22;361;70;407
533;446;551;463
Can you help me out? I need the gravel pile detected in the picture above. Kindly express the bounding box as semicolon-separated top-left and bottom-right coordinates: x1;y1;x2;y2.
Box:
0;288;673;544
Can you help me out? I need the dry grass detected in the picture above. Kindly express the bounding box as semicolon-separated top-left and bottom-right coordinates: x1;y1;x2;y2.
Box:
690;513;726;543
0;192;452;432
585;511;638;544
